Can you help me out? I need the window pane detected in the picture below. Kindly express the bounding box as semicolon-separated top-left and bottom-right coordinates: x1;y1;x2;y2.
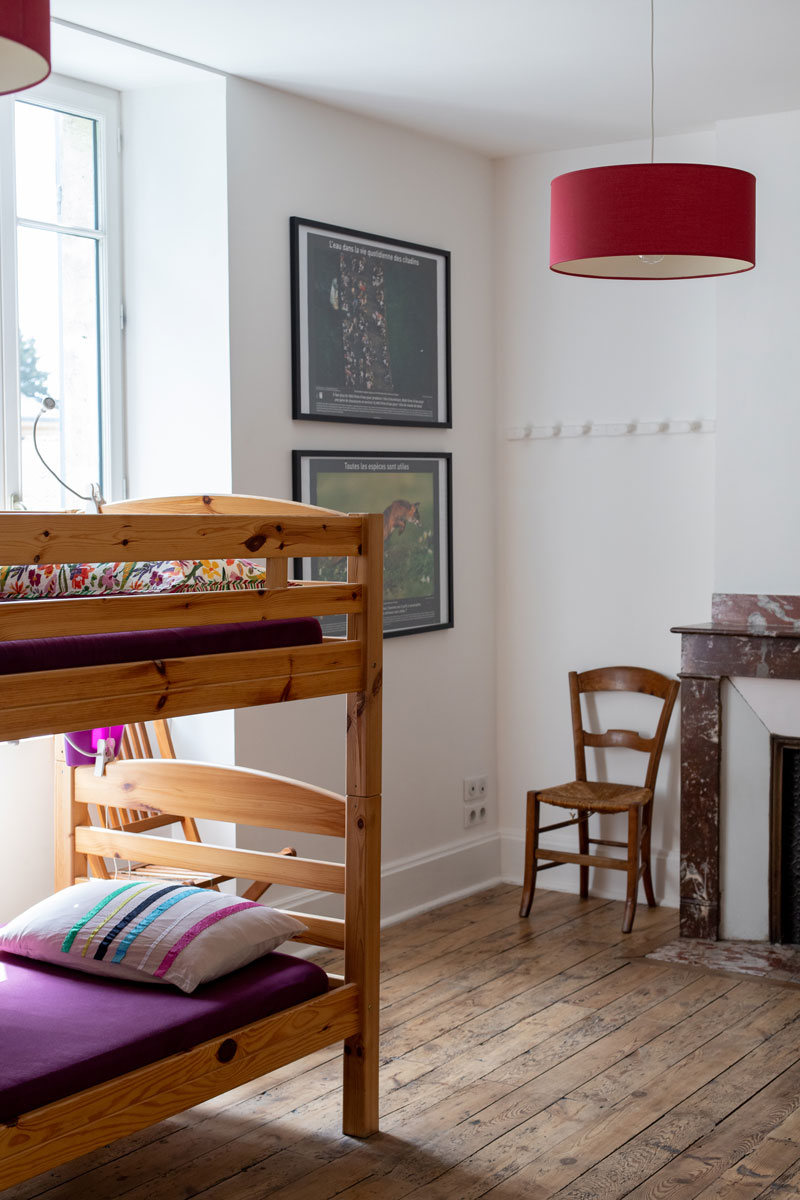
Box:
17;226;101;509
15;102;97;230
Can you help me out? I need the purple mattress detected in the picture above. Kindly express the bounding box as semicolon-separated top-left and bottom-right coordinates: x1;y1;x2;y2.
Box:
0;949;329;1122
0;616;323;676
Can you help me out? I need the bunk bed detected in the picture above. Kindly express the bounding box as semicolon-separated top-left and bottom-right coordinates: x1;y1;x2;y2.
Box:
0;495;382;1191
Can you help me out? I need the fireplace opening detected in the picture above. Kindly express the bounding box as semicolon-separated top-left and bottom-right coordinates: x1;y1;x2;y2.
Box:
770;735;800;944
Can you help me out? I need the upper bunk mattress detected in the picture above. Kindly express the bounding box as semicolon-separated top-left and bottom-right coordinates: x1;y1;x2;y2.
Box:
0;949;329;1122
0;617;323;675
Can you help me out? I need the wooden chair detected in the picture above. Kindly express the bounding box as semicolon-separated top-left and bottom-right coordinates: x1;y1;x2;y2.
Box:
90;721;293;901
519;666;679;933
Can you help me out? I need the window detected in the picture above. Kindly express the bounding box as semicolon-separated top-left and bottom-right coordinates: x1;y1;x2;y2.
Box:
0;76;123;510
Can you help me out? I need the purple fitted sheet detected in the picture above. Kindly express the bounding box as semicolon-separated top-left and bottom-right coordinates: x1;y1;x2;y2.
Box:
0;616;323;676
0;949;329;1123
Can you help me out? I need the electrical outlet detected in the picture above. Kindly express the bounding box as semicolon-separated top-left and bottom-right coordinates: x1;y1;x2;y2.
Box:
464;775;488;802
463;801;488;828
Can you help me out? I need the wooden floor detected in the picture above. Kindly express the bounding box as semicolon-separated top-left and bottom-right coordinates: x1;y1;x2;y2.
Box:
10;885;800;1200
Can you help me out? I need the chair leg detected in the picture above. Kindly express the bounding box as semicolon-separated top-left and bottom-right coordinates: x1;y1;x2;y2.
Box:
577;812;590;899
519;792;540;918
641;803;657;908
622;805;642;934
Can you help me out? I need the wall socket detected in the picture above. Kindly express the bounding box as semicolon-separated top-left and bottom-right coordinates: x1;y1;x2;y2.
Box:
463;775;489;828
464;775;488;802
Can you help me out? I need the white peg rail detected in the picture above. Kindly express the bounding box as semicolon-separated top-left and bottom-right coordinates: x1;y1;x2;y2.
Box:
505;418;715;441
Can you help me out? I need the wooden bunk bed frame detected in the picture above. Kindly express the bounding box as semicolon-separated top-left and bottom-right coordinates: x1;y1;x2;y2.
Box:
0;495;382;1191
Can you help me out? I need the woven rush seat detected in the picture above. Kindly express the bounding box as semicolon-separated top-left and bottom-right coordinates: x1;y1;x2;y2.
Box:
537;780;652;813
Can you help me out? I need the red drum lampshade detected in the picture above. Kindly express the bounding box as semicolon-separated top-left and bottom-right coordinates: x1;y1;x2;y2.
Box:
550;163;756;279
0;0;50;96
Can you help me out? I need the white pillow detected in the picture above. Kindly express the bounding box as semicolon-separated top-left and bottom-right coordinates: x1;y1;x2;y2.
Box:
0;880;306;994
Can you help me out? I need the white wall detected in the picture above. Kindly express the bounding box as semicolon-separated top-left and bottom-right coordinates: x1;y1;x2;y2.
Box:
121;78;231;500
121;75;235;767
224;79;499;918
715;110;800;594
711;110;800;936
495;133;718;906
0;738;55;921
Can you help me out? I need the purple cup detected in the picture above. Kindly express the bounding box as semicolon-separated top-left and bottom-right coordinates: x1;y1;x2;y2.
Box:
64;726;125;767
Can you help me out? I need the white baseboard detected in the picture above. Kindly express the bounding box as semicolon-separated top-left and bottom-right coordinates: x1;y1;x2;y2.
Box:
380;831;503;926
272;830;503;929
272;827;678;946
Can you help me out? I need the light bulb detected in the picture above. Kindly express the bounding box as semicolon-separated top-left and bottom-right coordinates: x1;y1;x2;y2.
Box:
638;254;665;265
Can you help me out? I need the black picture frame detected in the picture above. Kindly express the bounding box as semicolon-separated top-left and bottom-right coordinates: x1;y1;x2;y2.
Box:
293;450;453;638
290;217;451;428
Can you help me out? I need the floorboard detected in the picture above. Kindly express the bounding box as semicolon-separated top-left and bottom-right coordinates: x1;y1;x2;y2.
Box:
8;886;800;1199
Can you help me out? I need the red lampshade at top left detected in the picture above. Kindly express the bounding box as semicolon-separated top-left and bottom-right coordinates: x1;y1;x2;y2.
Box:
0;0;50;96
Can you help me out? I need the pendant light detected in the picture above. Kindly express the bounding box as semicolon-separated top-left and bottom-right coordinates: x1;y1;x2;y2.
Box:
0;1;50;97
549;0;755;279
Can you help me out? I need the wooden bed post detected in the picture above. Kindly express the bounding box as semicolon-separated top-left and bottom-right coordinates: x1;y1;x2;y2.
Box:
54;739;88;890
344;512;383;1137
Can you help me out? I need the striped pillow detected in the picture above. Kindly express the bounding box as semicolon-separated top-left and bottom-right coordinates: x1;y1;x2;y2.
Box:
0;880;306;993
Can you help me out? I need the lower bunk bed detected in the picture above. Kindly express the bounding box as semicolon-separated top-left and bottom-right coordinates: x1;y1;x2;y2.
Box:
0;495;383;1191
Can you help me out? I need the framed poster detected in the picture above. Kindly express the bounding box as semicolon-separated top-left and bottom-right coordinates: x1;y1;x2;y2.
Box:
290;217;451;428
293;450;453;638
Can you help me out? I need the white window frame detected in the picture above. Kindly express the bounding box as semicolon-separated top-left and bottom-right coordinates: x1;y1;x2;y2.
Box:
0;72;124;508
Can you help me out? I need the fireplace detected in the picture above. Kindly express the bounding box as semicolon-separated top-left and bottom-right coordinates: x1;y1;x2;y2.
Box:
673;593;800;940
770;736;800;944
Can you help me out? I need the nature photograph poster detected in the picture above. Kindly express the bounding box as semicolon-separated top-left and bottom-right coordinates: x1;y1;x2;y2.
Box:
293;451;453;637
291;218;451;427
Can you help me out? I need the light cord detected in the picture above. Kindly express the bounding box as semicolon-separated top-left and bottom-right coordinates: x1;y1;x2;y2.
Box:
649;0;655;163
32;397;94;503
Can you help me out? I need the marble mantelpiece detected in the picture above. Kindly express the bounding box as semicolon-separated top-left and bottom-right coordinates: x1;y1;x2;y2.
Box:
672;594;800;940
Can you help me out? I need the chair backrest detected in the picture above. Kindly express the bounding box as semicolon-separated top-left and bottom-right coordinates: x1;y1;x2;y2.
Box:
569;666;679;795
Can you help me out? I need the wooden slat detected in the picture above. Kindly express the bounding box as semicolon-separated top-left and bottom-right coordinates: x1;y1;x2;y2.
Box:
0;582;362;641
0;641;362;741
108;813;184;834
75;759;347;838
584;729;651;752
74;827;346;894
0;513;363;565
126;722;144;758
277;912;346;949
0;985;360;1191
1;639;359;706
0;664;363;742
535;846;629;870
0;670;363;745
152;719;175;758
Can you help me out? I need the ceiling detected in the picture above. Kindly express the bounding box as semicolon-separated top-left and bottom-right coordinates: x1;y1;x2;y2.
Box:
49;0;800;158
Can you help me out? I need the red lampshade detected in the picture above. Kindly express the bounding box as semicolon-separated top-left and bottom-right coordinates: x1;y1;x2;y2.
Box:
0;0;50;96
550;163;756;279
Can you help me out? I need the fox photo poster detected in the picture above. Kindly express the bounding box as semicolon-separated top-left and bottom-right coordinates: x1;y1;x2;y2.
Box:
290;218;451;427
293;451;453;638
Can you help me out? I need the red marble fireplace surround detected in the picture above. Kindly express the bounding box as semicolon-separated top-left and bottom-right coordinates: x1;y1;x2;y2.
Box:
673;593;800;940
